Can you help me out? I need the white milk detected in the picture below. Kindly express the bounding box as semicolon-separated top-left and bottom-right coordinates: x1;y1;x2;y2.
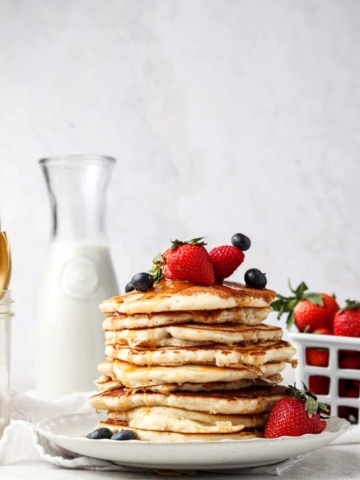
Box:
35;241;118;400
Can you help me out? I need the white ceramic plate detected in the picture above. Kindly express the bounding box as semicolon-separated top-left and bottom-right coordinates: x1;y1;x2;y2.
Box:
36;413;349;471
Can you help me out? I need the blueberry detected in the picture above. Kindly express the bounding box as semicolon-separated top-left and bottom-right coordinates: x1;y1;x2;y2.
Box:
244;268;267;289
131;272;154;292
231;233;251;251
86;427;112;439
111;429;137;441
125;281;135;293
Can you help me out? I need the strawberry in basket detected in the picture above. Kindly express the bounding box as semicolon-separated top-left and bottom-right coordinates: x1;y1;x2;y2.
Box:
271;281;339;333
333;300;360;337
272;282;360;424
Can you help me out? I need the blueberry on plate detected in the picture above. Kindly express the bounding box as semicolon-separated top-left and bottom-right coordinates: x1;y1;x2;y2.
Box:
86;427;112;439
111;429;137;441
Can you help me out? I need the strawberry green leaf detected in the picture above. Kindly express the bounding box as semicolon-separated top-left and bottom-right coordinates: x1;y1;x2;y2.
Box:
268;298;285;315
169;237;207;249
340;299;360;312
286;383;329;417
286;311;295;330
305;396;318;417
305;293;324;306
289;280;308;297
149;253;164;283
152;253;163;265
187;236;207;245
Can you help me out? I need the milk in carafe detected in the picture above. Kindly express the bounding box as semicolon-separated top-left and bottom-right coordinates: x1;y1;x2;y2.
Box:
35;156;119;400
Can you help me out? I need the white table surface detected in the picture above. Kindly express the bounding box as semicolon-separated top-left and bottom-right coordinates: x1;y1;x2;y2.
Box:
1;442;359;480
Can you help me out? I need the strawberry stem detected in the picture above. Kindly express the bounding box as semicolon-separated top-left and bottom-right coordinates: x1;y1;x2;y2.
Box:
170;237;207;249
286;383;329;417
148;253;164;283
340;299;360;312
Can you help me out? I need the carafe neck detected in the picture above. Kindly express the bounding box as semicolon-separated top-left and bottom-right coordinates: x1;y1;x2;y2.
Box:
39;155;116;243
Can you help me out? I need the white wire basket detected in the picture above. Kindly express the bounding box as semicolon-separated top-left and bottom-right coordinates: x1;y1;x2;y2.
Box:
289;332;360;429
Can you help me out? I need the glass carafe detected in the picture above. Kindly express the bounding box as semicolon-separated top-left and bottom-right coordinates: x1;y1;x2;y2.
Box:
35;155;119;400
0;290;13;437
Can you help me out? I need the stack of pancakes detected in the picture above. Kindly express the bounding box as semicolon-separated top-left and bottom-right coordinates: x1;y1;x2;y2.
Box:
89;279;297;441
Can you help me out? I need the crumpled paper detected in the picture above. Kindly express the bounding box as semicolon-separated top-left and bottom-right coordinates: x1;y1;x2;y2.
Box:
0;391;305;475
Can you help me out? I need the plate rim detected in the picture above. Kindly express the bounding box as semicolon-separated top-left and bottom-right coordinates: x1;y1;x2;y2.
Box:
35;413;350;471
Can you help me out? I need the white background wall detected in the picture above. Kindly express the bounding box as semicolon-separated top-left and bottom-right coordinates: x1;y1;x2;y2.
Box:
1;0;360;392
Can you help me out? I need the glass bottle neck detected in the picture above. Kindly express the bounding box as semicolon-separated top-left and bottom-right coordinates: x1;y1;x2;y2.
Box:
40;155;116;243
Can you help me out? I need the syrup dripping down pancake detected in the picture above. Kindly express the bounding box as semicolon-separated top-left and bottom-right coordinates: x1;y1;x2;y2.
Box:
97;359;287;389
104;323;284;348
103;306;271;330
94;373;283;394
104;340;296;368
100;280;277;315
89;384;288;415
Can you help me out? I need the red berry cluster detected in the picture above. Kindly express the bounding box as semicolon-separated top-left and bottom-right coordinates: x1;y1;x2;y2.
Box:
306;345;360;424
125;233;268;292
161;234;252;286
272;282;360;425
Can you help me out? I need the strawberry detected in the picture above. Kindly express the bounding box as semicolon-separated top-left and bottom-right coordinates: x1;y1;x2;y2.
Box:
208;245;244;282
338;350;360;369
264;384;328;438
308;375;330;395
333;300;360;337
337;406;358;423
306;347;329;367
313;327;332;335
339;379;359;398
271;281;339;331
160;237;215;286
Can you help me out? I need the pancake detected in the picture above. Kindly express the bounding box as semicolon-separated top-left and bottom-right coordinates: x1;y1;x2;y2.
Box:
104;323;283;348
89;278;296;442
103;306;271;330
100;280;277;315
89;384;288;414
104;340;296;368
94;373;284;394
106;406;267;433
97;359;287;389
96;419;262;441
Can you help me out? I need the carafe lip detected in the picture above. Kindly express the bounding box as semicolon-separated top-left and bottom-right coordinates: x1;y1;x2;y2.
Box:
39;155;116;166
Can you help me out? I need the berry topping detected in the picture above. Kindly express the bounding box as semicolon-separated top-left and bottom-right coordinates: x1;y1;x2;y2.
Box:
160;237;215;286
231;232;251;251
244;268;267;289
131;272;154;292
209;245;244;283
111;429;137;441
125;281;135;293
125;234;268;289
86;427;113;439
